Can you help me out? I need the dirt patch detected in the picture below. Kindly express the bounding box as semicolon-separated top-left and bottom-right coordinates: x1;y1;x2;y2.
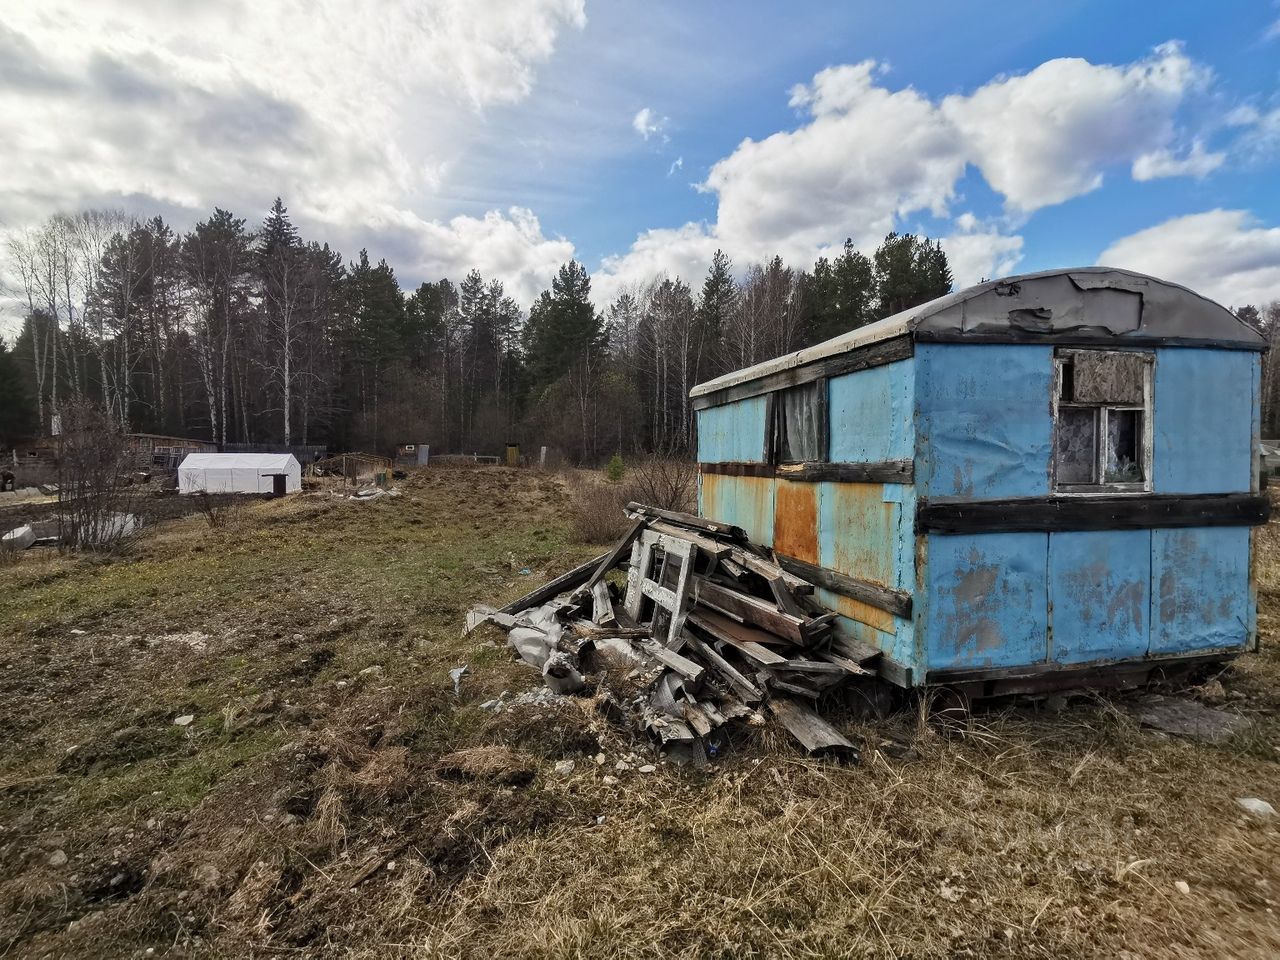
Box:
0;468;1277;958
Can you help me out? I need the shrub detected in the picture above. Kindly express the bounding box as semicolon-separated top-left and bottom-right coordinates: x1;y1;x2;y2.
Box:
604;454;625;483
56;401;151;553
626;455;696;513
567;476;632;544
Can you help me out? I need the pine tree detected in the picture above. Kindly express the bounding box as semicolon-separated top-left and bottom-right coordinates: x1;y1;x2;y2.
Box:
524;260;602;392
0;337;36;446
695;250;736;378
872;232;953;319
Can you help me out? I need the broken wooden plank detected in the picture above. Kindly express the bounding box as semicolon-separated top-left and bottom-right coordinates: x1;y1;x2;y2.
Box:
644;520;731;559
591;580;616;626
683;634;762;703
680;700;716;736
687;607;793;649
693;579;810;645
768;696;860;761
766;658;852;675
774;553;912;619
498;552;610;616
727;547;814;594
625;502;748;541
572;516;648;602
815;651;872;676
769;576;807;618
769;678;821;700
830;634;885;665
638;640;705;686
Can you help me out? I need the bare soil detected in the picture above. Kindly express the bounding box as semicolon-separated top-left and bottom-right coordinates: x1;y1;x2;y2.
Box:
0;467;1277;959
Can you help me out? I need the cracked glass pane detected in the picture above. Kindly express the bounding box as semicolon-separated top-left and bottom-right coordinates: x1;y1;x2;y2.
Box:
1106;409;1143;483
1056;407;1097;484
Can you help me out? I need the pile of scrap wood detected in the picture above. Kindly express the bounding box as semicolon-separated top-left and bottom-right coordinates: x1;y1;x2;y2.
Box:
468;502;884;762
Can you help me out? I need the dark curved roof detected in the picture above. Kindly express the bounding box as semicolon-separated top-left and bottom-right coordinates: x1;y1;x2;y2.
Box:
692;266;1263;400
907;266;1264;348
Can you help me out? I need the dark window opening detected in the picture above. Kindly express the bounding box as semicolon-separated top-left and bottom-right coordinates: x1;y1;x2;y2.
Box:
1053;351;1151;491
771;379;827;464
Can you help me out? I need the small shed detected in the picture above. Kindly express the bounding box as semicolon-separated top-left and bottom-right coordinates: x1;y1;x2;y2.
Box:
690;267;1270;695
178;453;301;496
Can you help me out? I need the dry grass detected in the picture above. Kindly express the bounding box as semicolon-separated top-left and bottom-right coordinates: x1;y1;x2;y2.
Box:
565;456;697;543
0;468;1276;958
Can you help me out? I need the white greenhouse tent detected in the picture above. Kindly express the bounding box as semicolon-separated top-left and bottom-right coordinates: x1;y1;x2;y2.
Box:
178;453;302;495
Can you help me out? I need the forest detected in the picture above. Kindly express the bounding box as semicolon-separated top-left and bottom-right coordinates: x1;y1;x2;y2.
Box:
4;199;1274;461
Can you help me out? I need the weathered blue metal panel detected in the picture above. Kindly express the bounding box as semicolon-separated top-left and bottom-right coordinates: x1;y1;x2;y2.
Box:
828;359;915;463
1048;530;1150;664
1153;348;1255;494
695;396;768;464
924;532;1049;671
1150;527;1250;654
815;481;916;664
915;344;1054;499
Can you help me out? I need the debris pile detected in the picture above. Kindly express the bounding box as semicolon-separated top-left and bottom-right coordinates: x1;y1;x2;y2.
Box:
470;502;882;761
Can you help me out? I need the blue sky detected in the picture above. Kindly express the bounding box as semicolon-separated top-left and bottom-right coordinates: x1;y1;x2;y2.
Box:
2;0;1279;328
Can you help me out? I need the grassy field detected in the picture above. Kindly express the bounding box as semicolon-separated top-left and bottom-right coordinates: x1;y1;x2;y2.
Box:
1;467;1278;959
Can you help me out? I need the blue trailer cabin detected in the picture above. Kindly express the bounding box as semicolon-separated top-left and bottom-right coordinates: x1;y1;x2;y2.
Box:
690;267;1270;695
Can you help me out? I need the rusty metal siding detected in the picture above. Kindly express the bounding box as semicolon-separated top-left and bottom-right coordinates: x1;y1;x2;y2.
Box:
1048;530;1150;664
695;395;768;464
1153;348;1256;494
1150;527;1251;654
923;532;1049;671
915;344;1053;499
828;359;915;462
773;479;819;563
699;472;775;547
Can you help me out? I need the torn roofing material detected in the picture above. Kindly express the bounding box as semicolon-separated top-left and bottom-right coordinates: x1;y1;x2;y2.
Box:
689;266;1266;401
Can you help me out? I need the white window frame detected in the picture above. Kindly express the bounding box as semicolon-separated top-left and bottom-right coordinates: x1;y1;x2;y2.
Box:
1051;349;1154;495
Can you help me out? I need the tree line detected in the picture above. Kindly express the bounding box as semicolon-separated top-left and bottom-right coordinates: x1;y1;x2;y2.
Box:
0;201;954;460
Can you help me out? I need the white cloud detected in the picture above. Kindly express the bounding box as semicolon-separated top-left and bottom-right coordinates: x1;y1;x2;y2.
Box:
1099;209;1280;308
1132;139;1225;180
597;44;1213;302
0;0;586;316
704;61;964;264
942;42;1211;212
632;107;669;141
940;217;1024;287
594;222;719;307
1266;19;1280;41
667;156;684;177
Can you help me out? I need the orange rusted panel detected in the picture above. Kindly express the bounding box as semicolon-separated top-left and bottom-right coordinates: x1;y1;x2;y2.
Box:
700;471;775;547
773;479;818;564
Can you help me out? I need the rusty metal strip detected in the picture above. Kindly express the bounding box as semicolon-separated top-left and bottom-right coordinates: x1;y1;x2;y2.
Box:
774;553;913;619
691;334;914;411
916;492;1270;535
699;460;914;483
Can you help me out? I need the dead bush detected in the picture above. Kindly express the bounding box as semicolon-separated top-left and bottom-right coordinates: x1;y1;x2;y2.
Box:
566;477;632;543
626;455;696;513
193;491;244;529
55;401;151;553
566;456;698;543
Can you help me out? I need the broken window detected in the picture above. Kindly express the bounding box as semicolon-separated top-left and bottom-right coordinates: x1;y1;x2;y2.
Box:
1053;350;1151;490
772;380;827;464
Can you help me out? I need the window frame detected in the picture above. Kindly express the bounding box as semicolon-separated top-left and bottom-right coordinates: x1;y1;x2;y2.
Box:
1051;349;1154;495
767;378;829;466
